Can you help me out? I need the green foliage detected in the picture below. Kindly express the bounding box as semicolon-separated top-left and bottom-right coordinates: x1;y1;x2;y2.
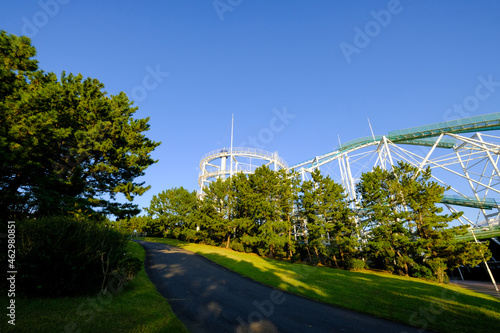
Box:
17;216;127;297
0;30;160;220
145;187;198;237
346;258;366;271
229;239;245;252
427;258;449;284
143;166;302;259
117;257;143;281
299;169;356;267
249;167;290;258
356;161;491;280
7;241;189;333
200;177;236;247
356;164;414;275
118;215;152;234
143;162;488;283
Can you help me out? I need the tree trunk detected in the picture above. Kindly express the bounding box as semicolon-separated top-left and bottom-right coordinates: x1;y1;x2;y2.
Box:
306;245;312;263
288;216;293;259
314;246;320;264
332;253;340;269
395;250;409;276
337;236;345;263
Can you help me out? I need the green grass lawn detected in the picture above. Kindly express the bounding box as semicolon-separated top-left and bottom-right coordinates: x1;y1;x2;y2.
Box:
5;241;188;333
142;237;500;333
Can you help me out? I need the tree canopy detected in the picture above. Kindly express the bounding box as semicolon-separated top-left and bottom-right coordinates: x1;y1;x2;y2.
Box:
0;31;160;220
140;163;491;283
356;162;488;280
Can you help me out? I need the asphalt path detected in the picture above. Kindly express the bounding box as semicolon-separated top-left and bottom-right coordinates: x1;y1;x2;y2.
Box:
137;240;425;333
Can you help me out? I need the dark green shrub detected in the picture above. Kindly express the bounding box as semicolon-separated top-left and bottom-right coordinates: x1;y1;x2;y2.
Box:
257;248;267;257
410;263;433;280
118;257;142;281
17;216;127;297
427;258;449;284
230;240;245;252
201;238;217;246
346;258;366;271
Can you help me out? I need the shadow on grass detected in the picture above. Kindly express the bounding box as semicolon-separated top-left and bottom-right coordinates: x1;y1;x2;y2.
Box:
7;241;188;333
142;237;500;333
266;258;500;331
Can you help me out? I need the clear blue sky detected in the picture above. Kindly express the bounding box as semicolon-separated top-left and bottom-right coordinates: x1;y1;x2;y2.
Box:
2;1;500;213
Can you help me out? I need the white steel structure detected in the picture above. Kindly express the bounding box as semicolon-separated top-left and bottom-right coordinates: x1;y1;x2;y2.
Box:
290;113;500;230
198;147;288;192
289;112;500;290
199;113;500;229
198;112;500;289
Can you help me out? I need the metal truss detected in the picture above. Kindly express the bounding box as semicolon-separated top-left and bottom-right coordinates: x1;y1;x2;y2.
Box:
198;147;288;193
294;131;500;229
199;113;500;289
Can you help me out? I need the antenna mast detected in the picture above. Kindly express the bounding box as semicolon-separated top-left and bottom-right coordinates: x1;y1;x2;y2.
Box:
230;114;234;177
368;118;376;140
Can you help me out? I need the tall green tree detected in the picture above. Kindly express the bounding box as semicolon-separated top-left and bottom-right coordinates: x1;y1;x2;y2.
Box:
230;172;258;250
275;169;300;259
200;177;238;247
356;161;490;280
398;163;488;281
356;164;416;275
1;31;39;217
0;31;160;219
249;166;288;258
300;169;356;267
145;187;198;238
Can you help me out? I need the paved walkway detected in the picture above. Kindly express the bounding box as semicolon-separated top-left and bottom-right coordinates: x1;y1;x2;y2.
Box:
137;240;425;333
450;279;500;299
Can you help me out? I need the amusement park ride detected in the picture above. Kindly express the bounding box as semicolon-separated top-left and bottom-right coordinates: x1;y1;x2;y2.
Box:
199;112;500;286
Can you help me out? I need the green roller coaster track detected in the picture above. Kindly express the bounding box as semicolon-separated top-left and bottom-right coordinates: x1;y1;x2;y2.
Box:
455;226;500;242
440;195;499;210
291;112;500;169
288;112;500;240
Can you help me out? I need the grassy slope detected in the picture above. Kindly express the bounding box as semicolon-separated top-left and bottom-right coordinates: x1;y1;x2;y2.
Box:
143;237;500;333
6;241;188;333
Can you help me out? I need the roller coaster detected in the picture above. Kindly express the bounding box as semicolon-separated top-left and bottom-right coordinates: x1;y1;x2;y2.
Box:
200;112;500;232
199;112;500;287
291;112;500;231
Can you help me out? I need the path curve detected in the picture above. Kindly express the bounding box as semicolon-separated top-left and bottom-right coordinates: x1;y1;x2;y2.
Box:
137;240;424;333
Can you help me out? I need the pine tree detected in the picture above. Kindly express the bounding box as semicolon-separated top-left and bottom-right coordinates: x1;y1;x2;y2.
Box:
356;164;414;275
145;187;197;238
356;161;490;280
231;172;259;251
0;31;160;219
249;166;288;258
400;164;488;281
300;169;356;267
200;177;238;247
275;169;300;259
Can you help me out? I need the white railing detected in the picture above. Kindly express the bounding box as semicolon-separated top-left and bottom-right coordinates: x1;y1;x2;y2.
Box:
200;147;288;169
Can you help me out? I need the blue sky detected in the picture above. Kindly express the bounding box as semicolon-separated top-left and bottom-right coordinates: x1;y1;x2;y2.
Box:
2;0;500;214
